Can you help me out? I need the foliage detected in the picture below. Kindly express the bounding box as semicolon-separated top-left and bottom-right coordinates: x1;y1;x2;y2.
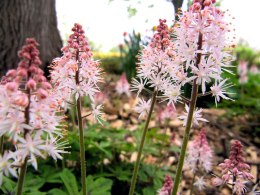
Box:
0;123;177;194
93;51;122;74
119;30;142;82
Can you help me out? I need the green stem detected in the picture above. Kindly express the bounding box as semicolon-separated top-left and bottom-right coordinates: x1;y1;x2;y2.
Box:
189;173;196;195
77;95;87;195
0;136;4;154
172;81;198;195
16;157;28;195
129;90;158;195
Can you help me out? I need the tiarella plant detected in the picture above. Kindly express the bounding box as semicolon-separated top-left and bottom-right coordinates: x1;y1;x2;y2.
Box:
129;0;234;193
129;19;176;195
0;38;66;195
50;23;103;195
115;73;131;97
212;140;254;194
158;175;174;195
171;0;235;193
185;128;213;193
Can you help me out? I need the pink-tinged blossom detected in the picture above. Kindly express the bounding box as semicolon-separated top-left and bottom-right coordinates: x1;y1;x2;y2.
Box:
174;0;234;99
210;79;234;106
157;104;177;124
50;23;103;123
179;105;208;127
134;98;151;119
185;128;213;172
0;152;18;185
116;73;131;96
0;38;67;183
237;61;248;84
133;19;181;113
213;140;254;195
157;175;173;195
194;177;206;191
249;65;259;75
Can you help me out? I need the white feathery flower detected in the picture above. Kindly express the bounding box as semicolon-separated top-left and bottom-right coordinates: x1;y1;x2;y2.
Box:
134;98;151;119
179;104;208;127
91;104;104;124
194;177;206;191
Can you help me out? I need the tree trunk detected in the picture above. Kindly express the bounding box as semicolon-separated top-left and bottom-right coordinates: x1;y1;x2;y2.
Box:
171;0;184;21
0;0;62;76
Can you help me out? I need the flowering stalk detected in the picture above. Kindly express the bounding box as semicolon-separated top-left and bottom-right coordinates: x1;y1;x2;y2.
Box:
171;0;235;192
50;23;103;195
75;58;87;195
129;90;157;195
129;19;173;194
212;140;254;194
0;38;67;195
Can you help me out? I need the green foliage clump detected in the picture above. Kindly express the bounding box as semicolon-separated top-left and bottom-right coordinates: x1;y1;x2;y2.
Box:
119;30;142;82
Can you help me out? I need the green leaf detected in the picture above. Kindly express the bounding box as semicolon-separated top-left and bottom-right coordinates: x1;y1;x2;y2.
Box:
86;175;113;195
0;176;16;194
48;188;68;195
23;173;45;192
60;169;79;195
142;187;155;195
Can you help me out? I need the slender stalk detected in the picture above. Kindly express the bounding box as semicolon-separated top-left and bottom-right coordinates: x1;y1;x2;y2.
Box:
16;157;28;195
129;90;158;195
76;96;87;195
0;136;4;154
172;81;199;195
189;173;196;195
75;46;87;194
16;84;31;195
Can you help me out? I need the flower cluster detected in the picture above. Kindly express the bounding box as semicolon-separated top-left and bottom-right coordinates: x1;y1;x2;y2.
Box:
157;104;176;124
158;175;174;195
0;38;66;185
212;140;254;194
116;73;130;96
185;128;213;172
50;23;103;122
132;0;234;120
237;60;248;84
174;0;234;101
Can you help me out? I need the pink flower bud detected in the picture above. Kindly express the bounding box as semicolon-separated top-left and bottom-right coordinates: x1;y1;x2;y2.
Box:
211;177;222;186
6;69;17;78
17;69;27;77
203;0;212;7
41;82;52;90
5;82;18;92
27;79;37;90
232;167;238;175
14;94;29;107
222;174;230;183
37;88;48;99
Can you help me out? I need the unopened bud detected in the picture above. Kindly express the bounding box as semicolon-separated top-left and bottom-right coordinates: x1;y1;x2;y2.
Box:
37;88;48;99
5;82;18;92
27;79;37;90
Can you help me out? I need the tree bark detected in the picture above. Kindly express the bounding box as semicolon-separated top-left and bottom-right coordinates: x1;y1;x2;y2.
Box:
0;0;62;76
171;0;184;21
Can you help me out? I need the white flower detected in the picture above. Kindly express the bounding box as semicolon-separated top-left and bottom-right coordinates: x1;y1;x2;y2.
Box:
134;98;151;119
194;177;206;191
210;79;234;106
91;104;104;124
0;152;18;185
131;78;147;97
179;104;208;127
162;84;182;106
16;134;45;170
